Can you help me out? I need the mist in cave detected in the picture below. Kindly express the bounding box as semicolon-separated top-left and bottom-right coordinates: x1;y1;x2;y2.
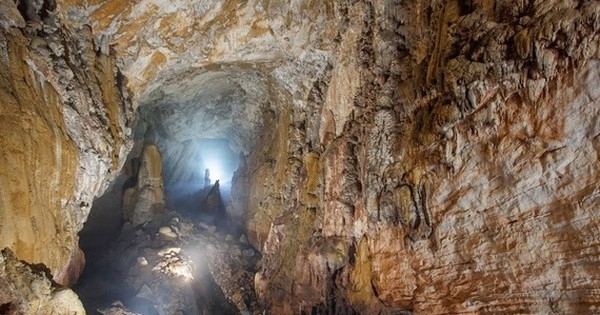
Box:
73;137;255;314
163;138;240;217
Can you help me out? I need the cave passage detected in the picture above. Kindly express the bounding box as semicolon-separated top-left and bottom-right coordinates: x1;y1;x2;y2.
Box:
73;140;255;314
72;68;274;314
3;1;600;314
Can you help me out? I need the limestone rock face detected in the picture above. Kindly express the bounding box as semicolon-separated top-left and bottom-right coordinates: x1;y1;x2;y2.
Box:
61;0;599;313
0;248;85;314
0;0;133;286
2;0;600;314
231;1;600;314
56;0;334;158
56;0;336;103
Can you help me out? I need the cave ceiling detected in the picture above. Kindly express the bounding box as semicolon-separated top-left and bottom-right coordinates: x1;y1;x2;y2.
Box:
55;0;339;152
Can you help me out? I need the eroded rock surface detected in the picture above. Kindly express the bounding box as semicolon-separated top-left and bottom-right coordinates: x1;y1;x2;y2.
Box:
230;1;600;314
1;0;600;314
122;144;166;225
0;0;133;287
0;248;85;314
56;0;336;103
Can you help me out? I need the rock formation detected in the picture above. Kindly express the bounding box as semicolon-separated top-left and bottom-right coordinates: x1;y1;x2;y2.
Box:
0;248;85;314
0;0;133;288
76;145;260;315
105;222;260;315
0;0;599;314
238;2;600;313
122;144;166;226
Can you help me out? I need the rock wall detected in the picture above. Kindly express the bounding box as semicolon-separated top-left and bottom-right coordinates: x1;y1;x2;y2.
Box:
2;0;600;313
54;0;600;313
0;0;133;286
56;0;336;104
234;1;600;314
0;248;85;314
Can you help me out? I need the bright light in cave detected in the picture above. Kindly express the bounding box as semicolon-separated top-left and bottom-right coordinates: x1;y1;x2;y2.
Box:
204;158;225;182
163;138;239;213
197;139;238;185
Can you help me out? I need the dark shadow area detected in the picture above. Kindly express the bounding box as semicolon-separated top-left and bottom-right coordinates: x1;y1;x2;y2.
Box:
74;176;129;313
0;302;15;315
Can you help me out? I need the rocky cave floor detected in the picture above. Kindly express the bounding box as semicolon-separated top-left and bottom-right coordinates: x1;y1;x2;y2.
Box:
73;183;262;315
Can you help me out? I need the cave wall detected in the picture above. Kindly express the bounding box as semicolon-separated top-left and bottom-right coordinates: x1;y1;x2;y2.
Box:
234;1;600;314
1;0;599;314
0;0;133;286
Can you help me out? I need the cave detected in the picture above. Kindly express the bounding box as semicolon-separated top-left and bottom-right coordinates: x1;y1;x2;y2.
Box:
74;68;280;314
1;0;600;314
